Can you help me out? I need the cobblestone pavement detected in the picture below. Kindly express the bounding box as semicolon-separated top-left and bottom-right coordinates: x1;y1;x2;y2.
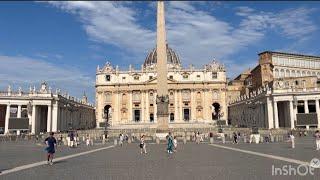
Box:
1;138;319;180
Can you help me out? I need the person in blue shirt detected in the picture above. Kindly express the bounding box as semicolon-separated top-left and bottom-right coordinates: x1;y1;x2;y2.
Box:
167;132;174;154
45;132;57;165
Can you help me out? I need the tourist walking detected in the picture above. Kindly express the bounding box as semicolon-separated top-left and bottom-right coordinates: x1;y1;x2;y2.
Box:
289;132;295;148
119;134;124;147
45;132;57;165
315;130;320;150
196;132;200;144
173;136;178;152
140;135;147;154
167;132;174;154
233;132;238;144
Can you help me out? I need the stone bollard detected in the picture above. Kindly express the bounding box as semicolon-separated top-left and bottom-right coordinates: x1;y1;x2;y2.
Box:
183;137;187;144
244;136;247;143
271;136;274;142
128;138;132;144
114;139;118;146
210;137;214;144
156;137;160;144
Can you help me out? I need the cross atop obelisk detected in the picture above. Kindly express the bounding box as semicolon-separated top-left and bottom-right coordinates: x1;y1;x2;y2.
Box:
156;1;169;130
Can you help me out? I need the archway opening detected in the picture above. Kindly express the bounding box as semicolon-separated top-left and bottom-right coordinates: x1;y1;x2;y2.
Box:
212;103;221;120
104;105;112;123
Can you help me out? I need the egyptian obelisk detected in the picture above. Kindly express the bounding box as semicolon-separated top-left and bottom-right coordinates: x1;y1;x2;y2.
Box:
156;1;169;130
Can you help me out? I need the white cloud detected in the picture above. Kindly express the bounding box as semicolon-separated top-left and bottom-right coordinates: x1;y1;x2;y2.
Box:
47;2;318;74
0;55;94;102
49;1;154;55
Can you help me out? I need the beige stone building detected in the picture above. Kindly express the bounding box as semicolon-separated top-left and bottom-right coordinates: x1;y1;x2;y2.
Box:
228;51;320;129
0;82;95;135
95;51;228;129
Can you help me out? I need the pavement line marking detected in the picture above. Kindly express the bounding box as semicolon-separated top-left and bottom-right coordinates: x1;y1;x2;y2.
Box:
0;145;115;176
209;144;309;166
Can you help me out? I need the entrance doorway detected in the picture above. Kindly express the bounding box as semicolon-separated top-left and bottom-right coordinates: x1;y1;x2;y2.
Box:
212;103;221;120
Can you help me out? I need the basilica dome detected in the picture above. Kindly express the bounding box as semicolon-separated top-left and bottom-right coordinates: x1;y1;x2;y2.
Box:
143;44;181;67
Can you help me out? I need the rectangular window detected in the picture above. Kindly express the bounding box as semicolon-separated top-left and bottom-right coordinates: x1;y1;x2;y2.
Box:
134;76;139;80
134;109;140;122
212;72;217;79
183;74;188;79
149;76;153;80
169;75;173;80
105;75;111;81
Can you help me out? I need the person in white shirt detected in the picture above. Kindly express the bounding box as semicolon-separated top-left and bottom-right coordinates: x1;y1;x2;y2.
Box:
119;134;124;147
173;136;178;152
289;132;295;149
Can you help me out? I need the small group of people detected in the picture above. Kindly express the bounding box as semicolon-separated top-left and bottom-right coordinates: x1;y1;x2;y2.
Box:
233;132;241;144
138;132;178;155
67;130;78;148
287;130;320;150
166;132;178;154
119;133;130;147
194;132;204;144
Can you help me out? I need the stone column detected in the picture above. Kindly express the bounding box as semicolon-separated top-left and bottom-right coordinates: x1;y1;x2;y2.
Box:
174;90;178;122
304;100;309;113
203;90;208;121
17;105;22;118
31;105;36;134
289;101;294;129
47;105;52;132
191;90;195;121
4;104;10;134
128;91;132;123
154;92;157;123
316;99;320;128
267;98;274;129
52;103;58;132
273;101;279;129
145;91;149;123
179;90;183;122
141;91;145;123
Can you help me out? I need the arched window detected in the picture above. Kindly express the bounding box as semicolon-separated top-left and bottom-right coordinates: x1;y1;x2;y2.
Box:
274;69;279;78
285;69;290;77
302;71;306;77
280;69;285;77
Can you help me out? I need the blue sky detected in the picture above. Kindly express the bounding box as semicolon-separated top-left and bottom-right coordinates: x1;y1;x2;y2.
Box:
0;1;319;102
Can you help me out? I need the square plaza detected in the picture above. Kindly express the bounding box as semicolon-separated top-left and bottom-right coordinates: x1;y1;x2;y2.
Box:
1;136;320;180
